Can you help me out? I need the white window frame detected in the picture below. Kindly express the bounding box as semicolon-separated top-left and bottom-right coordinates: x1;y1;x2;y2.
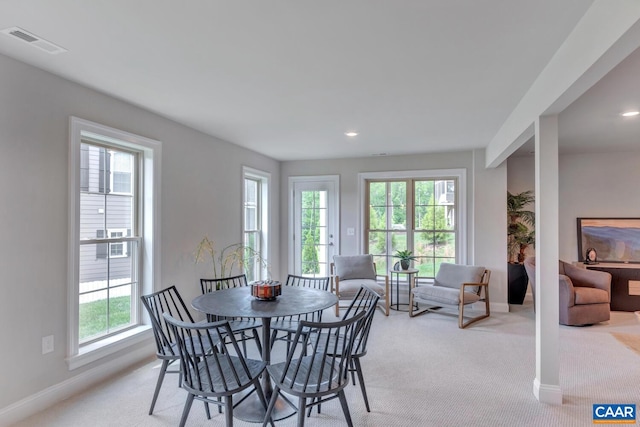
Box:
242;166;270;281
358;169;467;265
68;117;161;370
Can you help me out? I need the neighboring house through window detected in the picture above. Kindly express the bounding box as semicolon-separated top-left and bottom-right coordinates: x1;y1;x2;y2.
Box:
68;117;161;370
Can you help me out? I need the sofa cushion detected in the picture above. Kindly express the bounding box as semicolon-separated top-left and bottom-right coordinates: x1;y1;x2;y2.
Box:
574;287;609;305
334;255;376;280
412;285;481;305
337;279;385;298
434;263;485;293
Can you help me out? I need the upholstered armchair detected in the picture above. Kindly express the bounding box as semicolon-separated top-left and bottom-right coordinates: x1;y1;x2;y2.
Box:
331;254;390;317
409;263;491;328
523;257;611;326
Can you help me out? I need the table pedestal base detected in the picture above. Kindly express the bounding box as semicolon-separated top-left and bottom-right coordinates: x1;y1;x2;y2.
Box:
234;391;296;423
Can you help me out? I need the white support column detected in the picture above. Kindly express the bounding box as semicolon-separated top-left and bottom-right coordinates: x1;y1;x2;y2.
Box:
533;115;562;404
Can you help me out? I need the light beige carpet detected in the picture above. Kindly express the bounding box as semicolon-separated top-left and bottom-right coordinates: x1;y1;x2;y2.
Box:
611;332;640;357
9;305;640;427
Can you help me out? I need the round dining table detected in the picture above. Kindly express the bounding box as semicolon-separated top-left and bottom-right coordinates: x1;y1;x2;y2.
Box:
192;285;338;423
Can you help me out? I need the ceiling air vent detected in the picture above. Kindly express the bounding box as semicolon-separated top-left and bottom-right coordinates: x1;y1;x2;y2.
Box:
1;27;67;54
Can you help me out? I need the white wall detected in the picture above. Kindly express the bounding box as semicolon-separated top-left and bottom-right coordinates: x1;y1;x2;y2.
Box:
280;149;509;310
0;53;280;412
473;150;508;312
507;150;640;262
559;151;640;261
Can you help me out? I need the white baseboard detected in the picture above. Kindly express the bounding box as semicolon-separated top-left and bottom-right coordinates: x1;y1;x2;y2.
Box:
490;302;510;313
533;378;563;405
0;343;155;427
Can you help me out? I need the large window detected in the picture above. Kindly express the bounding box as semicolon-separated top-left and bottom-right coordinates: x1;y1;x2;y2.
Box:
69;117;160;369
243;167;269;282
78;142;138;344
363;170;465;278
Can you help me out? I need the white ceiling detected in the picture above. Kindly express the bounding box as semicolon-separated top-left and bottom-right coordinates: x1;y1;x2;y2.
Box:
1;1;636;161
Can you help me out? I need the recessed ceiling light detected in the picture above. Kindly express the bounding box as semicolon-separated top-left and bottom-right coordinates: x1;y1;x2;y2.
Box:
621;111;639;117
344;132;358;137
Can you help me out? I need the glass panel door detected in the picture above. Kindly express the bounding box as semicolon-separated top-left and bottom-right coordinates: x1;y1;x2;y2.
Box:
291;177;339;277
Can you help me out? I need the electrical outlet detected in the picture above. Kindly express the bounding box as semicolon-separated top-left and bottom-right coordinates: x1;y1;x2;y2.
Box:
347;227;355;236
42;335;54;354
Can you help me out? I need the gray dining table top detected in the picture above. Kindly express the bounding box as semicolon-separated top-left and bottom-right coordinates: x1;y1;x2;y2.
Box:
191;285;338;318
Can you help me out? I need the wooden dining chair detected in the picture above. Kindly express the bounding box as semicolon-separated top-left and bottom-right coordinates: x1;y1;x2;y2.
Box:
140;285;217;415
308;286;380;416
200;274;262;356
163;314;272;427
269;274;330;354
261;311;367;427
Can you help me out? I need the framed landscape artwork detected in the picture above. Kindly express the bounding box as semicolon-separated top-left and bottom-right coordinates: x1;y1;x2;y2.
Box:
577;217;640;263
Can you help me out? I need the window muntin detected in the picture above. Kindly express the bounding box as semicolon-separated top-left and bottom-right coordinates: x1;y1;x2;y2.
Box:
366;178;457;277
78;142;139;345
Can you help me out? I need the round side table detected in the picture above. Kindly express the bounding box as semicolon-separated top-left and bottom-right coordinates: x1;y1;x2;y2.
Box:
389;268;418;311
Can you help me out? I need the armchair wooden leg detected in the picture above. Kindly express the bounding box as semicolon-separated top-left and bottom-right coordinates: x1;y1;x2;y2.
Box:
383;292;390;316
409;292;415;317
459;300;491;328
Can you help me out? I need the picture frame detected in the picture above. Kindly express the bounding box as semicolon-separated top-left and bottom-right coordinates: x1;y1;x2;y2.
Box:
577;217;640;263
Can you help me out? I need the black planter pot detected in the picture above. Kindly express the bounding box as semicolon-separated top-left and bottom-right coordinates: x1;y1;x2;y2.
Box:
508;262;528;305
400;259;410;270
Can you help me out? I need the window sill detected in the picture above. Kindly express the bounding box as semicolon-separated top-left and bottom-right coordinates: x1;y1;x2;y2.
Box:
66;325;152;371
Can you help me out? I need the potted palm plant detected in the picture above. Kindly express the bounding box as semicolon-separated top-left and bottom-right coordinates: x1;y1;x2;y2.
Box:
507;190;535;304
394;250;417;270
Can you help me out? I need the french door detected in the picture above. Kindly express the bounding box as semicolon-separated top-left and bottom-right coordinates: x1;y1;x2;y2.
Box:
289;176;339;277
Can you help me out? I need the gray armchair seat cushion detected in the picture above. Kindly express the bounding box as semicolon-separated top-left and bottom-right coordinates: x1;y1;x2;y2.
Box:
337;279;385;298
333;255;377;280
412;286;481;305
573;286;609;305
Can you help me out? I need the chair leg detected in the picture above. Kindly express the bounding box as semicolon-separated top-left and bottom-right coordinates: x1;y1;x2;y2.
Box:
335;302;340;317
254;383;275;427
252;328;263;355
225;395;233;427
459;300;491;328
353;358;371;412
204;401;211;419
349;358;356;385
241;332;248;357
408;292;415;317
337;390;354;427
296;397;307;427
384;292;390;316
149;359;169;415
179;393;195;427
262;386;280;427
286;332;293;356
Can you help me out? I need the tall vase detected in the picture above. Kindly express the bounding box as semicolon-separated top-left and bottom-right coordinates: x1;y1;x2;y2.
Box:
508;262;528;304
